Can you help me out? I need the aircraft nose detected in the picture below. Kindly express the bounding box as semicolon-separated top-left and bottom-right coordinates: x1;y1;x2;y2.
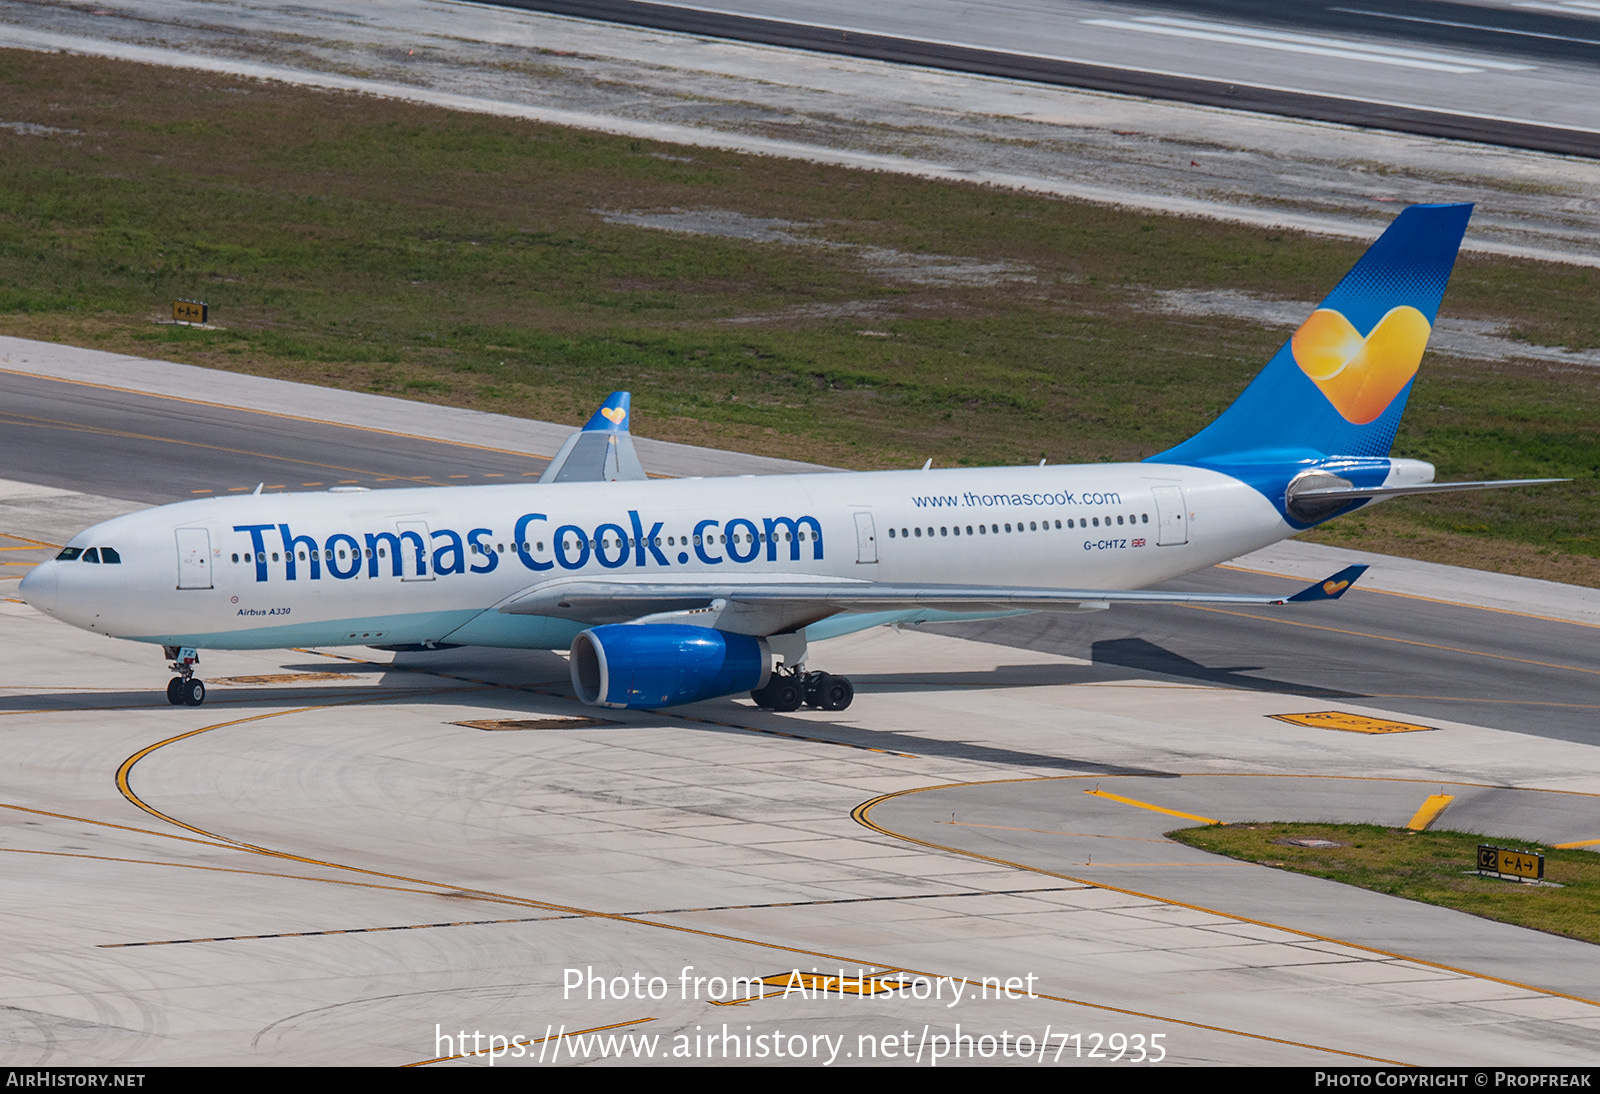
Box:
17;563;57;614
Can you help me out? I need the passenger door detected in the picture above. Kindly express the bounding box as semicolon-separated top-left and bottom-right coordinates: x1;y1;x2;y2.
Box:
175;527;213;589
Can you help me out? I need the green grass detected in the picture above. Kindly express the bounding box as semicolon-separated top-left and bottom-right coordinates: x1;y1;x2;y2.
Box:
2;48;1597;581
1170;823;1600;945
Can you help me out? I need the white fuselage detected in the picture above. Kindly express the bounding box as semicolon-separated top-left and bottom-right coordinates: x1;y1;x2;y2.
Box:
22;462;1290;650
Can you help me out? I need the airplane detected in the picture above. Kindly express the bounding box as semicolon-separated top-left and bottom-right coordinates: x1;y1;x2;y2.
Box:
17;203;1559;712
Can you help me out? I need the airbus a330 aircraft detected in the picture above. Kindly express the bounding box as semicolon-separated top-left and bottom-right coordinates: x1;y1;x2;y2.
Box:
19;204;1555;712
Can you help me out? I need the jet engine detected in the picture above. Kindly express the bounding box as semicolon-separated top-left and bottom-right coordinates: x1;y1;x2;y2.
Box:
570;624;770;709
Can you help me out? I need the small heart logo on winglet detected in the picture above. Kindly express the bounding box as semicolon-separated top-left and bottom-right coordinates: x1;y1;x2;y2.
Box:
1323;579;1350;596
1291;305;1431;424
601;406;626;425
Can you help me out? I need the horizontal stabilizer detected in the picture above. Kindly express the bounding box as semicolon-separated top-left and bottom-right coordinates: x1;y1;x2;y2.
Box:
1291;478;1565;504
1284;565;1368;603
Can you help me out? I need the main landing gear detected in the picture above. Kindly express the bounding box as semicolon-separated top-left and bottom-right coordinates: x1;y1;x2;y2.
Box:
163;646;206;706
750;669;854;713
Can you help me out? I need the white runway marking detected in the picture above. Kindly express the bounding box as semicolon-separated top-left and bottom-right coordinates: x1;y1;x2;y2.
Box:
1083;16;1534;74
1335;7;1600;47
1517;0;1600;17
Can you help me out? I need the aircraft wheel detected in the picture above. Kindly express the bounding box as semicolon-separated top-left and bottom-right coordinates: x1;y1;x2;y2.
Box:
166;678;184;705
751;676;803;712
182;679;206;707
818;675;854;712
802;671;829;708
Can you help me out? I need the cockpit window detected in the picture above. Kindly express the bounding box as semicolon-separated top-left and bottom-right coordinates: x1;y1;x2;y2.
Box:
82;548;101;563
100;546;122;564
54;547;82;561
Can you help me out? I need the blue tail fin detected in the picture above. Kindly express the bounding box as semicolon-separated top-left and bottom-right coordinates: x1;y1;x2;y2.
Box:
1152;204;1471;466
581;390;631;433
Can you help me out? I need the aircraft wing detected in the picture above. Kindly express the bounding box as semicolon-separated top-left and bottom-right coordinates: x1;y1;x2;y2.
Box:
537;391;648;483
496;565;1369;635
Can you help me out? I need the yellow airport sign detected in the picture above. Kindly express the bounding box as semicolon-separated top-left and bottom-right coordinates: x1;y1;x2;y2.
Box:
1271;711;1438;734
172;299;208;324
1478;844;1544;881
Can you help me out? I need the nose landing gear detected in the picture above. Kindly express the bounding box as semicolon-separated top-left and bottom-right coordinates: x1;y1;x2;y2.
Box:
163;646;206;706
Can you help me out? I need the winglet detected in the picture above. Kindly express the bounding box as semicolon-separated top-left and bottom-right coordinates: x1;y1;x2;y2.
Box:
581;391;631;433
539;391;647;483
1283;565;1369;603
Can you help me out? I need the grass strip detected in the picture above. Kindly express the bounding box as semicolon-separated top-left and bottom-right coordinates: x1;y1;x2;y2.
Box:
1169;822;1600;945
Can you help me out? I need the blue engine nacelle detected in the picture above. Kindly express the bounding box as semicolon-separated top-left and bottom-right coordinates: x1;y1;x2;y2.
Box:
570;624;771;709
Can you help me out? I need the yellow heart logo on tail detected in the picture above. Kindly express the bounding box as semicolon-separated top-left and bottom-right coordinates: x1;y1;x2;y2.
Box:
601;406;626;425
1322;579;1350;596
1291;306;1431;424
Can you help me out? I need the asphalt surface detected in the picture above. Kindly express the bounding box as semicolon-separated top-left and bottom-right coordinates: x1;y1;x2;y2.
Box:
933;574;1600;747
867;774;1600;1000
496;0;1600;155
0;368;552;504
